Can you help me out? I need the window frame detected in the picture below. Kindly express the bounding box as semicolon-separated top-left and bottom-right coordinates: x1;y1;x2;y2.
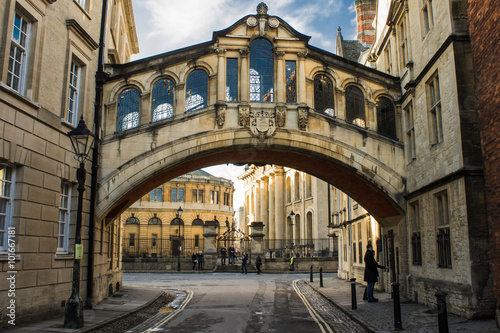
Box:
249;39;274;103
427;73;443;145
285;60;297;104
0;165;15;252
226;58;238;102
410;200;422;265
67;59;82;126
421;0;434;37
435;191;451;268
151;78;175;122
116;87;141;132
57;182;72;253
404;101;417;162
313;74;335;117
7;12;31;95
345;85;366;128
185;69;208;112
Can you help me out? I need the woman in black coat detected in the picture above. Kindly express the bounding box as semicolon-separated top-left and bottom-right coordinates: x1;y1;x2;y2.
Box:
364;244;385;302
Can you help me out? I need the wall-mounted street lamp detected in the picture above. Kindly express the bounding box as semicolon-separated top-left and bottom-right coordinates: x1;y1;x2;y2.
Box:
176;206;184;272
65;117;94;328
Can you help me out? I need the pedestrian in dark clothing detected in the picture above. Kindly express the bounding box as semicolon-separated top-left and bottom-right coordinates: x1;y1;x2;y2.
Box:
220;246;227;265
241;253;248;274
191;252;197;270
197;251;204;271
256;255;262;274
364;244;385;302
228;246;235;265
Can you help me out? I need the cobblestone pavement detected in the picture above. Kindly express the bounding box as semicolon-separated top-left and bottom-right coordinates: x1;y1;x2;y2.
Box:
294;279;369;333
306;274;500;333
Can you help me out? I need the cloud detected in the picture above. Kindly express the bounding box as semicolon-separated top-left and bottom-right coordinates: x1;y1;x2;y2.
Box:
132;0;348;60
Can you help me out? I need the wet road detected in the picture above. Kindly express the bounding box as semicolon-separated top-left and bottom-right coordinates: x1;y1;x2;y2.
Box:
123;272;327;333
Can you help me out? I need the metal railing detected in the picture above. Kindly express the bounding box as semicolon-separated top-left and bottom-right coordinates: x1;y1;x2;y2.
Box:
122;238;204;259
263;238;337;259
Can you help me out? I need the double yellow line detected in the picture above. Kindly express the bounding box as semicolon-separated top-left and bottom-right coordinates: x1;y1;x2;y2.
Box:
293;280;333;333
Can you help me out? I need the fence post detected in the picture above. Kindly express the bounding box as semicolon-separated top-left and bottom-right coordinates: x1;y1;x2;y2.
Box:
392;282;403;331
435;291;449;333
350;278;357;309
319;267;323;287
310;265;314;282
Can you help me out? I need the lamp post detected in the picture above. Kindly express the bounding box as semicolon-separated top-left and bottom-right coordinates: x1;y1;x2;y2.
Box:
65;117;94;328
176;206;183;272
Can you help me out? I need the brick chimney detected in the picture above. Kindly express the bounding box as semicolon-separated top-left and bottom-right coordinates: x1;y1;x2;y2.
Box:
355;0;376;45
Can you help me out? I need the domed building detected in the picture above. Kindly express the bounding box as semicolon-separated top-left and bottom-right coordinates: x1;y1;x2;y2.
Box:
121;170;235;268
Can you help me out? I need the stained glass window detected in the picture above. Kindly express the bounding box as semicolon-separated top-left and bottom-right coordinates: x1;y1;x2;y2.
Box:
226;58;238;102
152;78;175;122
185;70;208;112
376;97;397;139
116;88;140;131
285;61;296;104
250;39;274;102
314;74;335;117
345;86;365;127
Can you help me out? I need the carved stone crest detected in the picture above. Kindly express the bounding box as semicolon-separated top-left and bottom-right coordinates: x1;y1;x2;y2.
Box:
249;109;277;141
275;105;286;127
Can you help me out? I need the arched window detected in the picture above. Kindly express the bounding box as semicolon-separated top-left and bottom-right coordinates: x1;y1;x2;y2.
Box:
250;39;274;102
294;172;300;200
148;214;162;225
345;86;366;127
376;97;397;139
314;74;335;117
125;214;139;225
185;70;208;112
151;78;175;122
286;177;291;203
116;88;140;131
305;174;312;198
306;212;313;242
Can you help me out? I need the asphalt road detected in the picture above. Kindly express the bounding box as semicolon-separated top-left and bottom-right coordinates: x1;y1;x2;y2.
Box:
122;272;330;333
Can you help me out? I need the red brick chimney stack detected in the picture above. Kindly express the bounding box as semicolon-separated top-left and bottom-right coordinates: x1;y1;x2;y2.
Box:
355;0;376;45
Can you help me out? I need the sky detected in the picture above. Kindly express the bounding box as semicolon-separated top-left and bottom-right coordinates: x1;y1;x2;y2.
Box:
129;0;359;212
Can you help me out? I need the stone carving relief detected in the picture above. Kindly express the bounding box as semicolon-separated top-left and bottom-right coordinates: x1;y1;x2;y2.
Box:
215;102;226;128
239;104;251;127
246;2;280;36
297;106;309;131
249;109;277;142
275;105;286;127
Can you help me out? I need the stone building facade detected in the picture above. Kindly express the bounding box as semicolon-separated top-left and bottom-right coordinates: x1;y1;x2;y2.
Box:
353;0;492;319
467;0;500;323
121;169;235;268
0;0;138;325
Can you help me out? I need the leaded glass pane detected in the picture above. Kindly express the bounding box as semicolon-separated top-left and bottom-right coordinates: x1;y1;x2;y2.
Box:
345;86;365;127
116;88;140;131
250;39;274;102
226;58;238;102
314;74;335;116
286;61;297;104
152;79;175;121
376;97;397;139
186;70;208;112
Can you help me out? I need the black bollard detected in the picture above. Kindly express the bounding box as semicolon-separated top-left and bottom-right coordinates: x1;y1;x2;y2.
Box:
435;291;449;333
392;282;403;331
319;267;324;287
310;265;314;282
350;278;357;309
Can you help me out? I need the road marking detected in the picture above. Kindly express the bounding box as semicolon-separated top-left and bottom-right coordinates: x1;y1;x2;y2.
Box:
293;280;333;333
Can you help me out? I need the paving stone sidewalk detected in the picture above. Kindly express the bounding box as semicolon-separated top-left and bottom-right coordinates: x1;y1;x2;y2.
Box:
306;274;500;333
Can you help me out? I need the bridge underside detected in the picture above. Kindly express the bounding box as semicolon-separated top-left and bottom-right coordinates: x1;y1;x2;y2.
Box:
97;127;406;227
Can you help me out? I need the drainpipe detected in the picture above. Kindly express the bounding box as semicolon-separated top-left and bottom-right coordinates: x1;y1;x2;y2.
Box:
86;0;108;308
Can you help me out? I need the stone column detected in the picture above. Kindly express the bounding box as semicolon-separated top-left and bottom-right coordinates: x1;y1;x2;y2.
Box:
250;221;265;256
240;49;250;103
268;173;276;239
255;180;261;222
297;50;308;104
261;177;269;238
215;48;227;102
176;83;186;115
203;220;219;270
276;50;286;104
274;169;285;239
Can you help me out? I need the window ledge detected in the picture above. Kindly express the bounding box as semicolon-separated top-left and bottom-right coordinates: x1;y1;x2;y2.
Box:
0;253;21;261
73;1;92;20
0;82;41;111
55;253;74;260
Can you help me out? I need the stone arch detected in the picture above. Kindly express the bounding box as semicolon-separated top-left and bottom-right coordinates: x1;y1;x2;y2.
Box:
308;66;340;84
340;77;373;100
146;70;180;89
179;61;214;83
108;80;145;104
97;128;406;229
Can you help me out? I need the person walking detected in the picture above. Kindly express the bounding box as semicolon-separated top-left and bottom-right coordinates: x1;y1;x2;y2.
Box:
255;255;262;274
241;252;248;274
191;252;197;270
220;245;227;265
228;245;235;265
364;244;385;302
197;251;204;271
